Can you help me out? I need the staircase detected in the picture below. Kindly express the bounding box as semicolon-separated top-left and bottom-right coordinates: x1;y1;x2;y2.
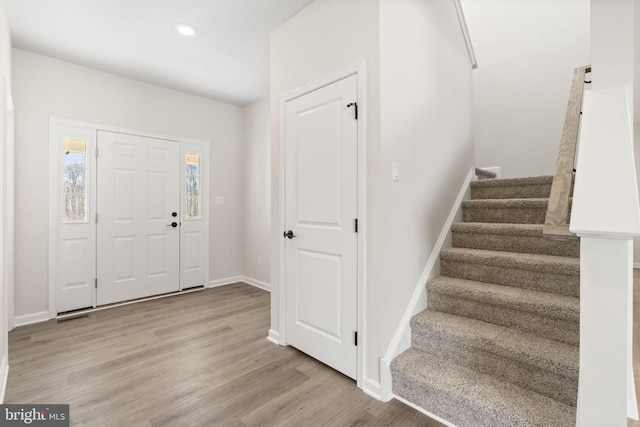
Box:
390;175;580;427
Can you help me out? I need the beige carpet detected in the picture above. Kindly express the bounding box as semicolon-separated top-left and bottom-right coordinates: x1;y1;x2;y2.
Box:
391;175;579;426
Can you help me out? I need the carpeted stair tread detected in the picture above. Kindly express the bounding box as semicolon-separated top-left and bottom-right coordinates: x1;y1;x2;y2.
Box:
453;222;548;237
391;348;576;427
471;176;553;200
440;248;579;297
452;222;579;257
462;198;554;224
411;310;578;379
440;247;579;297
440;247;579;276
428;276;579;322
471;175;553;188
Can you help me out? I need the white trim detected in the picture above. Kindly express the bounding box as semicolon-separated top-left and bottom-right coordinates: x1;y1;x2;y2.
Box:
393;394;459;427
0;356;8;403
207;276;244;288
49;117;209;147
278;60;367;390
14;311;50;327
5;82;14;332
478;166;501;179
49;117;211;316
267;329;281;345
363;377;381;400
453;0;478;69
380;166;476;401
242;276;271;292
629;396;640;420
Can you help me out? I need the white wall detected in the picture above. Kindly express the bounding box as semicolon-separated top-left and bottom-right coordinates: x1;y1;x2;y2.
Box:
374;0;474;389
0;0;10;401
12;49;245;318
462;0;591;178
270;0;474;393
242;97;271;287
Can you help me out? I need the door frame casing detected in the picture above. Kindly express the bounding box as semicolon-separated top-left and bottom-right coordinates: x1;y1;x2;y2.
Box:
277;61;367;390
48;117;210;318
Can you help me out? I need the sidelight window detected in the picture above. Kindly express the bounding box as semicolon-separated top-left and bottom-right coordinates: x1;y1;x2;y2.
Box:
185;153;200;219
62;138;87;222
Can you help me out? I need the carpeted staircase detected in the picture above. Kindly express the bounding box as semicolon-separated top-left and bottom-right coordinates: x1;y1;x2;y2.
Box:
391;175;580;427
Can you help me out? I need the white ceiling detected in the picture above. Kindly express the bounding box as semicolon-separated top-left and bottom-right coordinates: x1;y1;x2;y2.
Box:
5;0;315;107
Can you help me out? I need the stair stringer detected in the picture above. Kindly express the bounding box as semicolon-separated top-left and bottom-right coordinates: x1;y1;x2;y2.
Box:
380;165;476;402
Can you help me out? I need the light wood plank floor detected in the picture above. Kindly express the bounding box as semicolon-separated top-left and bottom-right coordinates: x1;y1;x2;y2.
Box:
5;284;441;427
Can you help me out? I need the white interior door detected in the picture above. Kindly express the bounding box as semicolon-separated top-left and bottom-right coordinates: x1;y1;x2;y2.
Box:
284;74;358;379
96;131;180;305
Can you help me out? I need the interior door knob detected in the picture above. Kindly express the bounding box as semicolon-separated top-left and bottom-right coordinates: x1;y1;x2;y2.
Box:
283;230;296;239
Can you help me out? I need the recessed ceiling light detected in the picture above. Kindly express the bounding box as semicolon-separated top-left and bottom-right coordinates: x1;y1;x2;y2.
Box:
176;24;196;37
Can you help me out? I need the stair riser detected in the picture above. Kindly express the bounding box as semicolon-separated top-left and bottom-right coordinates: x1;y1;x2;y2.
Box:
463;206;547;224
471;184;551;200
440;259;579;298
452;231;579;258
391;370;523;427
428;293;579;345
411;330;578;406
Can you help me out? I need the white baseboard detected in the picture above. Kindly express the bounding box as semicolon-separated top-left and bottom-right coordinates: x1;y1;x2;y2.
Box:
394;394;458;427
242;276;271;292
14;311;50;328
478;166;501;178
0;356;8;403
363;377;381;400
207;276;244;288
208;276;271;292
267;329;281;345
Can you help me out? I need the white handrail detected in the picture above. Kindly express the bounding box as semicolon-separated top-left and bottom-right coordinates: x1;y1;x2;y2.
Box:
453;0;478;69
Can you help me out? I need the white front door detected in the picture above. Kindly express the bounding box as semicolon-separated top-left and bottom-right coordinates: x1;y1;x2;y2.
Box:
96;131;180;305
284;74;358;379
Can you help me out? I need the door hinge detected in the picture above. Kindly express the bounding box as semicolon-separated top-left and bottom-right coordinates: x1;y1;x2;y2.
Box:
354;218;358;233
347;102;358;120
95;213;98;223
95;278;98;288
95;147;98;158
354;331;358;346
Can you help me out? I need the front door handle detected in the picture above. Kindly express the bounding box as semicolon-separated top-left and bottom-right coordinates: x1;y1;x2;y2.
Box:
167;222;178;228
283;230;296;239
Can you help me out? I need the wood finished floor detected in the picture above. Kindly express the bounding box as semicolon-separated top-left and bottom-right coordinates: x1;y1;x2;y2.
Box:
5;284;441;427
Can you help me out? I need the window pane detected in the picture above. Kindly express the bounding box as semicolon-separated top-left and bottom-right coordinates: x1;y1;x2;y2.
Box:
64;167;86;193
185;153;201;219
63;194;87;222
63;138;88;223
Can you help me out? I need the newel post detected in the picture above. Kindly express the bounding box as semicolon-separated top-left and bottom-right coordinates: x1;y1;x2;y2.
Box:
570;87;640;426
